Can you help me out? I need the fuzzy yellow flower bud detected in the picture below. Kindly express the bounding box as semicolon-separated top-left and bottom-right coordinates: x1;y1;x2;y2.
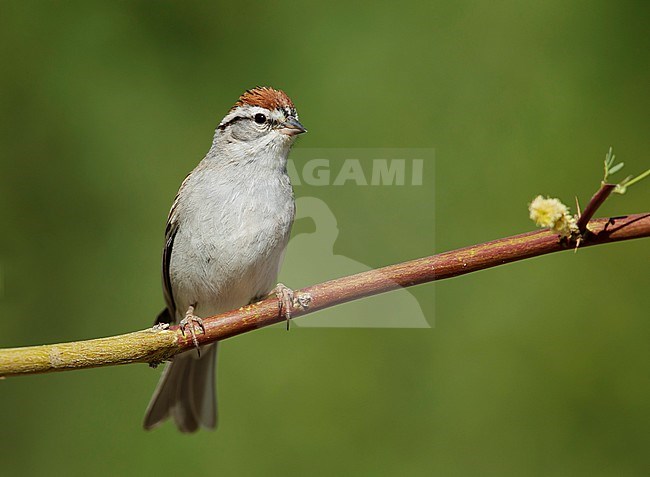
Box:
529;196;578;237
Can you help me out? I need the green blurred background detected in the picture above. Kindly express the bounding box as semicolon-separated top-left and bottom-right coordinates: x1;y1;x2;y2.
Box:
1;1;648;475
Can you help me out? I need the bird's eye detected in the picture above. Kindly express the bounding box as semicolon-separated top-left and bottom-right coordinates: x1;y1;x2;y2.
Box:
254;113;267;124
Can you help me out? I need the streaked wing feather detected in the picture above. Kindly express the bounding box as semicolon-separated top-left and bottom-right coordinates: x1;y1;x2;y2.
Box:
157;173;191;324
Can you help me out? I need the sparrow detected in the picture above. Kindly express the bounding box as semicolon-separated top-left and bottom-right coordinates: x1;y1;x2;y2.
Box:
143;87;306;432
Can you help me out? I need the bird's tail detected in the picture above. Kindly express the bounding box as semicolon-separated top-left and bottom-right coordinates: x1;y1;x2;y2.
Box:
143;343;218;433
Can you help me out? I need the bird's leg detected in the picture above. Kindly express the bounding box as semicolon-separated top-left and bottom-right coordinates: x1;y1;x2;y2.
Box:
271;283;312;330
179;304;205;356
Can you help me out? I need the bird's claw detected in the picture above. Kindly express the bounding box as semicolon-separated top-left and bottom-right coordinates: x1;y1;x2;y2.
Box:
273;283;312;330
179;305;205;356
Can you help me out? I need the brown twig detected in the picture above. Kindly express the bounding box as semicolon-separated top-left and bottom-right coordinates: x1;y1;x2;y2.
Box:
576;182;617;232
1;212;648;378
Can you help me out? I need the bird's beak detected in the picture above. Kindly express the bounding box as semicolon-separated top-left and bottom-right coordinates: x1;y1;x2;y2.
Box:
278;117;307;136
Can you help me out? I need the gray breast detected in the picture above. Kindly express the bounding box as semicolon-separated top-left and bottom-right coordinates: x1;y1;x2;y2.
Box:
168;164;295;318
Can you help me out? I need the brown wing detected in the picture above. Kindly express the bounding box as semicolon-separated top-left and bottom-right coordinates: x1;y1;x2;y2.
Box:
155;173;191;325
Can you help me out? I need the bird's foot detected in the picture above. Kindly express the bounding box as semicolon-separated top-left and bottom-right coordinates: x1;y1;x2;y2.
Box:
272;283;312;330
179;304;205;356
151;322;170;331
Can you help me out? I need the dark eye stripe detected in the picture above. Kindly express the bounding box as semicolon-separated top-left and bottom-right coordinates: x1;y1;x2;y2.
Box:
217;115;247;130
219;113;276;131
